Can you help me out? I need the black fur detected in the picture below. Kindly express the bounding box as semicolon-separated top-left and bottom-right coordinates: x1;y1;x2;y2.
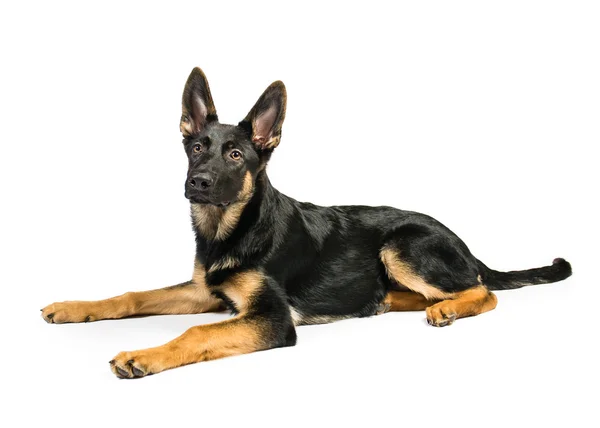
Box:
182;67;572;331
478;258;572;290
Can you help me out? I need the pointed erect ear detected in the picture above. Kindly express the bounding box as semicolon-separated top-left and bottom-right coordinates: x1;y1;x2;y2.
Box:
240;81;287;150
180;67;218;138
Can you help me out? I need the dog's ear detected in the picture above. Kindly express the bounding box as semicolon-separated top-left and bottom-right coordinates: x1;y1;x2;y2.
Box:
240;81;287;150
180;67;218;138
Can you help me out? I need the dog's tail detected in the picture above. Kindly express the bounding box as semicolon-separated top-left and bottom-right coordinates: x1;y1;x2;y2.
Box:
477;258;572;290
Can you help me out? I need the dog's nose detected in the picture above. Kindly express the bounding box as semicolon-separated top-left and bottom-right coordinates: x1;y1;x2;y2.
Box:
188;174;213;190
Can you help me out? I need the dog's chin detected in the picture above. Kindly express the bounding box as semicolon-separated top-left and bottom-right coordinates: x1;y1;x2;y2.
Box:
187;195;232;208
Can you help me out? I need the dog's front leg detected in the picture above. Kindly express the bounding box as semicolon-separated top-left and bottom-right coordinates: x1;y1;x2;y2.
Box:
41;263;222;323
109;271;296;378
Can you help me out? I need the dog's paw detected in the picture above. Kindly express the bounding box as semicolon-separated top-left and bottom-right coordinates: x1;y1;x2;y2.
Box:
41;301;95;324
109;350;166;379
110;353;150;379
426;302;457;327
375;301;391;315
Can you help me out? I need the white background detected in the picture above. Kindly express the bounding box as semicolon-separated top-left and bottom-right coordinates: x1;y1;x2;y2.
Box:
1;1;598;427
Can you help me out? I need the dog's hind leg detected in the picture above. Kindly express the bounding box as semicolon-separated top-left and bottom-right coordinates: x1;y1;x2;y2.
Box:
379;225;498;326
41;262;223;323
425;286;497;327
377;291;438;314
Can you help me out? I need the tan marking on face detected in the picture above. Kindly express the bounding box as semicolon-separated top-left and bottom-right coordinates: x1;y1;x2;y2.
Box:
380;247;455;300
190;171;255;241
214;171;255;240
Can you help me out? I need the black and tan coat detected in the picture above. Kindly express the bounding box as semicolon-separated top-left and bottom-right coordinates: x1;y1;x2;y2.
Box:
42;67;572;378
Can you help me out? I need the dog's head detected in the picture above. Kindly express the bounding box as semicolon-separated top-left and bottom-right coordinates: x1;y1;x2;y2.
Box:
180;67;286;206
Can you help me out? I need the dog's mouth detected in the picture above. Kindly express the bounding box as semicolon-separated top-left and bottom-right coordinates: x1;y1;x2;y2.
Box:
187;194;231;208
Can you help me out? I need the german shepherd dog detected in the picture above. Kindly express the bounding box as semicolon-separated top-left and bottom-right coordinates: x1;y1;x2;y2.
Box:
42;67;572;378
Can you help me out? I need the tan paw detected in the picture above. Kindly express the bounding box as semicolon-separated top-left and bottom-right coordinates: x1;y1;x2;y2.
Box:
41;301;96;324
109;348;172;379
426;302;457;327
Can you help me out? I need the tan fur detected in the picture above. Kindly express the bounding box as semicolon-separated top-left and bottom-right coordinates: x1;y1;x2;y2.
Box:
192;259;207;283
190;204;223;239
379;291;439;313
110;316;268;377
218;270;264;313
426;286;497;327
108;267;270;377
41;263;222;324
380;247;497;326
180;67;218;138
380;247;455;300
289;307;303;325
180;117;194;137
190;171;255;240
245;80;287;150
207;256;240;273
253;134;281;150
214;171;254;240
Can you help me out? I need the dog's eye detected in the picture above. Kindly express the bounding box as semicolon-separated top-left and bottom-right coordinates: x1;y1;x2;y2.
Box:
230;150;242;160
192;144;202;153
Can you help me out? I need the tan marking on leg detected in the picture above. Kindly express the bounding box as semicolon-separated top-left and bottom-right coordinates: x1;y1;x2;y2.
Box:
218;270;264;314
41;262;222;324
379;291;439;313
109;268;278;378
110;316;268;378
379;247;495;326
426;286;497;327
192;259;207;283
380;247;455;300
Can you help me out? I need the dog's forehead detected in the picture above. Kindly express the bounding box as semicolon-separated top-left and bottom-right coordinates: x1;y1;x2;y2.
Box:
206;123;246;143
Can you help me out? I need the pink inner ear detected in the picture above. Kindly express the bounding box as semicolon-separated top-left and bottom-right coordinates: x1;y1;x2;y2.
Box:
253;105;278;141
191;94;208;130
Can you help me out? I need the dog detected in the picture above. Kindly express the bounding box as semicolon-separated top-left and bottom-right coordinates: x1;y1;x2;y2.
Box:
41;67;572;378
